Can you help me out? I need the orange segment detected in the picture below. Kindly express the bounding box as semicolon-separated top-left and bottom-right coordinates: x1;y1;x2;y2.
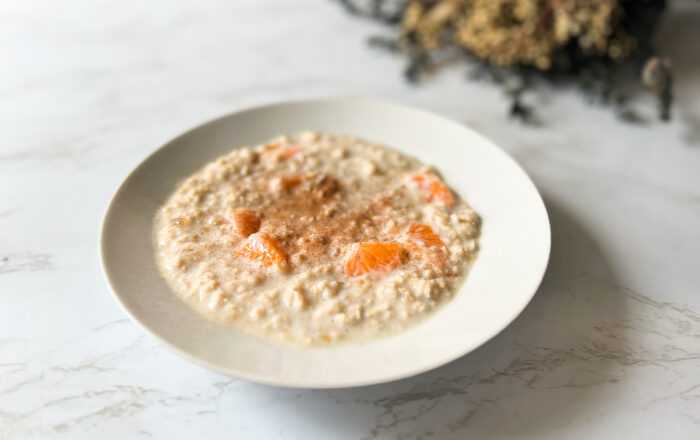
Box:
405;223;445;251
280;173;306;190
280;147;301;159
236;233;288;269
226;208;260;238
261;143;301;162
427;181;454;205
406;173;455;206
403;223;447;269
344;242;404;278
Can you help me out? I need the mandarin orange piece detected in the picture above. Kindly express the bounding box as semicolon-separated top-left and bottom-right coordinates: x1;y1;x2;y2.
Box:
279;146;301;159
405;223;445;250
404;223;447;269
344;242;404;278
261;143;301;162
406;173;455;206
237;233;288;269
427;181;454;205
226;208;260;237
280;173;305;190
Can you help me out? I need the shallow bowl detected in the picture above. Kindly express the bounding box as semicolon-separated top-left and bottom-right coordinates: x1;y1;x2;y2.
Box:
100;98;550;388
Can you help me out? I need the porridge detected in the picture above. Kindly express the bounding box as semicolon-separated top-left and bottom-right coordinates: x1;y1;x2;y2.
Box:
154;132;480;346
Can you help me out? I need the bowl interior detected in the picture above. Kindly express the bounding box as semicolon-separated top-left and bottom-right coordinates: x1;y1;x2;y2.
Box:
101;99;550;387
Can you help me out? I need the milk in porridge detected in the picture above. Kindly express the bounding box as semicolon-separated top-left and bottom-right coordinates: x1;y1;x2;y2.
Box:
154;132;480;345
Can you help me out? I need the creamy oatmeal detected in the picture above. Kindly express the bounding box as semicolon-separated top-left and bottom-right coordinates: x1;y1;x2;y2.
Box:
154;132;480;346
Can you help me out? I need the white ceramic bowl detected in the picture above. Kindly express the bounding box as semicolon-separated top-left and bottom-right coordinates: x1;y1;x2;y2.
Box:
100;98;550;388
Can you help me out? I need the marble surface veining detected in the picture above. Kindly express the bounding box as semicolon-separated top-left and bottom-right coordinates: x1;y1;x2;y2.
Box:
1;0;699;438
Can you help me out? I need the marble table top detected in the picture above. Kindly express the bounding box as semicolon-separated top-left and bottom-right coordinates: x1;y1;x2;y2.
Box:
2;0;699;438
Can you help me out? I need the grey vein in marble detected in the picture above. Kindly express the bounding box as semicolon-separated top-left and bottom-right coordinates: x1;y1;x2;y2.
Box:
0;253;53;276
